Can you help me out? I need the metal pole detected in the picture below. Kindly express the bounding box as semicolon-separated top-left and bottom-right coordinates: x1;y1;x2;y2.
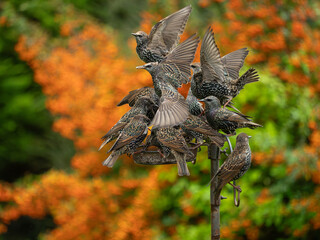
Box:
208;144;220;240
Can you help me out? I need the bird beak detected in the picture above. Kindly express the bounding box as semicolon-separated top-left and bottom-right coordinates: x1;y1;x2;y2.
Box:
131;32;138;36
198;99;205;102
136;65;145;69
248;136;252;139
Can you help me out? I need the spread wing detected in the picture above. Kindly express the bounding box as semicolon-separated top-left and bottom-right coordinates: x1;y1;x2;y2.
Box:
221;48;249;80
150;85;189;127
161;34;200;86
147;5;192;52
200;27;227;84
108;120;147;152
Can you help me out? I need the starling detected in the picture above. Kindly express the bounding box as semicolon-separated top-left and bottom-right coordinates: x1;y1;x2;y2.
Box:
186;87;203;116
136;34;200;96
99;97;156;150
200;96;262;135
190;27;259;106
181;115;226;147
117;86;159;107
156;127;193;176
103;114;150;168
132;5;192;63
209;133;252;205
136;35;199;127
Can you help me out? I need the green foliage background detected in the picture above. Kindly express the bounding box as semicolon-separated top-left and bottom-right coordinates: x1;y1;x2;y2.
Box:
0;0;319;239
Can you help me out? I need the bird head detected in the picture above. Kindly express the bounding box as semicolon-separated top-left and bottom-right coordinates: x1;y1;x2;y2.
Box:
136;62;159;74
131;31;148;45
236;133;251;145
191;62;201;75
198;96;221;109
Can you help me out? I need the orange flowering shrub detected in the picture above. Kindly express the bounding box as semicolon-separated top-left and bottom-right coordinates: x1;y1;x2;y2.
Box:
0;7;160;239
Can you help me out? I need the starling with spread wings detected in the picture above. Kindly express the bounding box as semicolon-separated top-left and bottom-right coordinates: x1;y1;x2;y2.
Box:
132;5;192;63
200;96;262;135
136;34;199;127
191;27;259;107
103;114;149;167
209;133;251;205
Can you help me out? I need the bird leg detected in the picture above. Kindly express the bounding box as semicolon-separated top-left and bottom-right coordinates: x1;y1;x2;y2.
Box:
190;143;202;150
228;182;242;192
223;98;232;109
157;149;166;158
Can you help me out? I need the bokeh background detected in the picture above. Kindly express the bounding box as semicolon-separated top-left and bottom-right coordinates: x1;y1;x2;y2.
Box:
0;0;320;239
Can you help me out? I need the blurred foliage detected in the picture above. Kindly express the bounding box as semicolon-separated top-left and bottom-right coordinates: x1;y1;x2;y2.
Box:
0;0;320;239
0;3;74;183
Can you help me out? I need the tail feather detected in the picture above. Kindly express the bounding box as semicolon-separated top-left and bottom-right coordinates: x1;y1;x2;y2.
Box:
98;137;112;151
103;151;120;168
236;68;259;90
247;122;263;129
172;150;190;176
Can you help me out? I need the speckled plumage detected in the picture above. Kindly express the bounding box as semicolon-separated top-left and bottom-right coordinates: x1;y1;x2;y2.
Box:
186;87;203;116
103;114;150;167
181;115;226;147
136;35;199;127
209;133;251;204
157;127;193;176
190;27;259;105
201;96;262;135
132;6;192;63
99;97;156;151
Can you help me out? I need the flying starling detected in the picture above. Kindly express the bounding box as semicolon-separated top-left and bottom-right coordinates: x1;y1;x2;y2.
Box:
181;115;226;147
117;86;159;107
99;97;156;150
190;27;259;106
103;114;150;168
186;87;203;116
156;127;194;176
132;5;192;63
200;96;262;135
209;133;252;205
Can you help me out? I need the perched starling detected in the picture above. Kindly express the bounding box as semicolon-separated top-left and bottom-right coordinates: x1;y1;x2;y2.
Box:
132;5;192;63
117;86;159;107
156;127;193;176
209;133;252;205
190;27;259;106
200;96;262;135
136;34;199;127
186;87;203;116
103;114;150;168
99;97;156;150
181;115;226;147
